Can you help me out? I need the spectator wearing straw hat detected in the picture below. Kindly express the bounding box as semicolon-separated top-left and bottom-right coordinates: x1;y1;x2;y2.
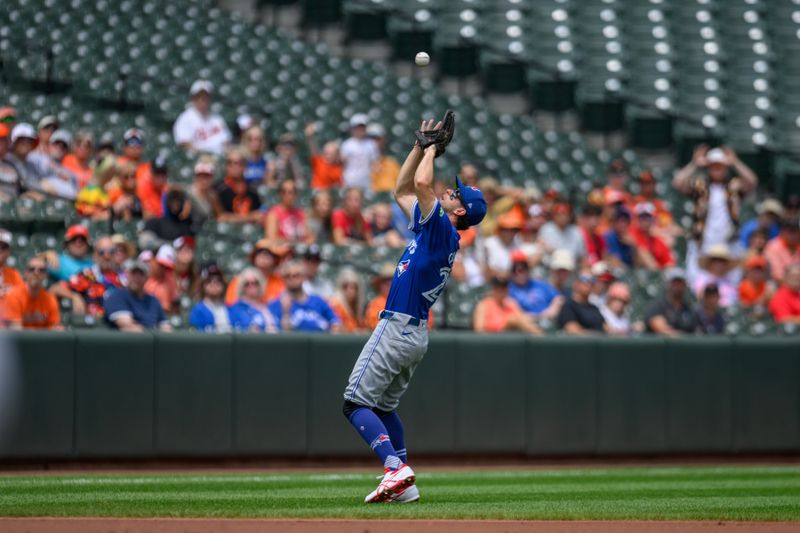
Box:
693;244;739;307
225;239;288;306
173;79;231;155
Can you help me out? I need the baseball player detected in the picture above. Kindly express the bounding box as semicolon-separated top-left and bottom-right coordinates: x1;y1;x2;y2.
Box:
342;116;487;503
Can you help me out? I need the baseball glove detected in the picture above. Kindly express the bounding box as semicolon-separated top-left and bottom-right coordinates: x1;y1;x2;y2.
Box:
415;109;455;158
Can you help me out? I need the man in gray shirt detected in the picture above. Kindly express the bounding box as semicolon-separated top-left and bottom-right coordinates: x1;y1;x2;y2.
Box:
539;202;586;263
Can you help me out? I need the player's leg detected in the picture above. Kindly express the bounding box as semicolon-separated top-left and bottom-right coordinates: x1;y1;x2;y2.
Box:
342;400;403;471
374;407;406;464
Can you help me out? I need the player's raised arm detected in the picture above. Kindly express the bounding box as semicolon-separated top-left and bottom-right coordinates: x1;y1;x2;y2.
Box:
394;119;437;218
413;145;438;219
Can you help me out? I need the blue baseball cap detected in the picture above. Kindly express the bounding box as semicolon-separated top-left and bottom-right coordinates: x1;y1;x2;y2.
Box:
455;176;488;227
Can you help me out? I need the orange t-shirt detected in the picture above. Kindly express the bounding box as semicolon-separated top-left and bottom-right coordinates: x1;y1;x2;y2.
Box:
330;298;365;333
0;266;24;296
371;155;400;192
225;273;286;306
62;153;93;189
477;297;519;333
136;177;165;219
310;154;343;190
364;294;434;330
144;273;177;313
116;157;151;185
739;279;766;307
2;285;60;329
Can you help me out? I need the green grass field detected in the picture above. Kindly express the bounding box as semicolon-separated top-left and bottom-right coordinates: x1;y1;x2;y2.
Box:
1;466;798;521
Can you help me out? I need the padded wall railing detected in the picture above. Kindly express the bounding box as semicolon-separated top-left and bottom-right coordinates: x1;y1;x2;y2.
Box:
0;332;797;459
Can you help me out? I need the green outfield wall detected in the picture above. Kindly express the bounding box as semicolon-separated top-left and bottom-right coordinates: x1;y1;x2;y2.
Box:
1;332;798;459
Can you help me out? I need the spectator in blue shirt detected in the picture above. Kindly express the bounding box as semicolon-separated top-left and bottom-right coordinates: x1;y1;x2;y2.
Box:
189;263;235;332
269;260;342;332
103;260;171;331
507;251;563;320
739;198;783;249
229;267;278;332
45;224;94;282
604;207;637;269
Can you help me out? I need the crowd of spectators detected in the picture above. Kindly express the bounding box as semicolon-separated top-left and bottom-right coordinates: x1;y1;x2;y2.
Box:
1;81;799;335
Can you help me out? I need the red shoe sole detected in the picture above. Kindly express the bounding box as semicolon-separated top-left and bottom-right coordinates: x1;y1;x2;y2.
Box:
368;474;416;503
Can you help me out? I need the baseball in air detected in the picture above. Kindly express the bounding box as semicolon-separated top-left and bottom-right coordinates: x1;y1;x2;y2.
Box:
415;52;430;66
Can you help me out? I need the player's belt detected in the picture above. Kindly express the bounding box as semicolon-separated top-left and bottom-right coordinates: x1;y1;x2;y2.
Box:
379;310;421;327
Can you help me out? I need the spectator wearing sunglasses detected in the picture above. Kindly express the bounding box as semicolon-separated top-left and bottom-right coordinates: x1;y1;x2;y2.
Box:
1;255;61;330
557;272;607;335
51;235;125;317
215;146;263;223
269;260;342;332
228;267;278;332
599;282;637;335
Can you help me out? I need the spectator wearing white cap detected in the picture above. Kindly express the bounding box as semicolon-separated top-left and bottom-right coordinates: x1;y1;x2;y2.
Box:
173;79;231;155
187;155;221;227
340;113;379;192
28;129;79;200
3;123;46;197
33;115;58;155
367;123;400;193
144;244;179;314
673;144;758;254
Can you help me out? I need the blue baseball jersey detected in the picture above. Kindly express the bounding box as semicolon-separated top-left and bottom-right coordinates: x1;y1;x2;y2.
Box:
268;293;341;332
384;199;460;320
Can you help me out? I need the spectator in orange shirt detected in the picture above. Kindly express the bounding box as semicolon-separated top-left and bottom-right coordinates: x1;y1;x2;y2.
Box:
764;220;800;282
332;187;373;245
305;122;342;190
602;158;631;205
367;123;400;193
0;229;24;308
107;161;143;220
116;128;151;184
329;268;367;333
365;263;395;330
144;244;178;314
225;239;288;306
2;255;61;330
61;129;94;189
768;262;800;324
473;276;542;334
137;156;168;219
739;255;775;309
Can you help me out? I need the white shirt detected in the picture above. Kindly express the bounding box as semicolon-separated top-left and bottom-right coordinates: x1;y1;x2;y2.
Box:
702;184;733;250
600;304;631;334
340;137;378;191
173;106;231;155
205;299;232;333
539;222;586;259
482;235;521;274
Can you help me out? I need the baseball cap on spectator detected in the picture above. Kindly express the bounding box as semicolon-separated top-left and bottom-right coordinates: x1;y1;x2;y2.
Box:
497;210;524;231
194;159;215;175
173;236;195;250
552;203;571;217
0;228;12;246
190;79;214;96
155;244;176;269
350;113;369;128
454;176;488;227
604;189;626;206
303;243;322;261
50;129;72;147
151;155;168;175
706;147;727;165
757;198;784;218
665;267;687;282
37;115;58;130
638;169;656;182
123;128;144;146
612;206;632;221
201;262;225;282
138;249;154;263
10;123;38;146
607;282;631;302
550;249;576;272
510;249;528;264
745;255;767;270
591;261;615;283
366;123;385;138
0;107;16;123
635;202;656;217
0;124;9;139
125;259;149;276
64;224;89;242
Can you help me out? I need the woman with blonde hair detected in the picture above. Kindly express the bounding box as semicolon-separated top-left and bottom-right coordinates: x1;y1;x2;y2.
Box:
241;125;271;184
228;266;277;332
62;129;95;188
329;267;366;333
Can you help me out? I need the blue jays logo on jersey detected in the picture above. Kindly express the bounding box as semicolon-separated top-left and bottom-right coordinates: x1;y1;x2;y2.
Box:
397;260;411;276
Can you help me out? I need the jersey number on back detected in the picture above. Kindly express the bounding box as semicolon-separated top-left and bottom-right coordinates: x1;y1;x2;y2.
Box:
422;267;451;303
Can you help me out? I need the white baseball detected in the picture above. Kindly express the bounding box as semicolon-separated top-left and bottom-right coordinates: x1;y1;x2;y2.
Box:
415;52;430;67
